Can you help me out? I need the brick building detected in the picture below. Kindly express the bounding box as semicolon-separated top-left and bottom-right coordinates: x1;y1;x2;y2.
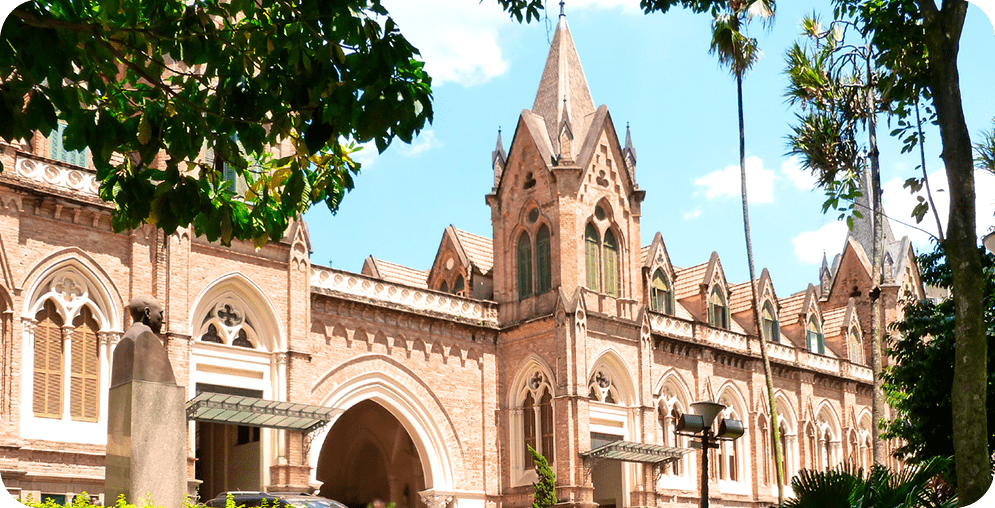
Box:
0;10;921;508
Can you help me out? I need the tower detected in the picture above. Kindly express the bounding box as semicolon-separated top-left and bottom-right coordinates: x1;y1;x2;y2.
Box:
486;8;645;324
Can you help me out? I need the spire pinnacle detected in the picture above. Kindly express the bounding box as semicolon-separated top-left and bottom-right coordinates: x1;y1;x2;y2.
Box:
560;0;565;17
532;7;595;155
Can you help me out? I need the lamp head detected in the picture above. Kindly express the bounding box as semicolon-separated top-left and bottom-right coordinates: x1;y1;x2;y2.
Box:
676;413;705;434
716;418;745;440
690;401;726;427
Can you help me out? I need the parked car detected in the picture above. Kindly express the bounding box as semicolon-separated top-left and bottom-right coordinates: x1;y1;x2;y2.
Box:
204;491;348;508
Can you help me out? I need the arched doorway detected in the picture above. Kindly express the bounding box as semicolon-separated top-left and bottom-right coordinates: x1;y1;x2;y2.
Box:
316;400;425;508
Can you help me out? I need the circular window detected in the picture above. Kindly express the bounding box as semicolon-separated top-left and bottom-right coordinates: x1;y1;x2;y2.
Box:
527;208;540;224
594;205;606;221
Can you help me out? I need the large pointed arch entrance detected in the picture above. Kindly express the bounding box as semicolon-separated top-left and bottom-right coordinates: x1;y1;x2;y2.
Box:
309;364;459;508
316;400;425;508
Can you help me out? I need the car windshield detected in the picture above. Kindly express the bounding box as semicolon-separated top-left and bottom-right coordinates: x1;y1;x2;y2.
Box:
284;500;335;508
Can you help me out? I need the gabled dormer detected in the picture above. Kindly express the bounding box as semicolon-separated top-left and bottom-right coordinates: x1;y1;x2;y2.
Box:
426;225;495;299
642;232;677;316
777;284;822;351
728;268;780;341
673;252;740;332
486;8;645;322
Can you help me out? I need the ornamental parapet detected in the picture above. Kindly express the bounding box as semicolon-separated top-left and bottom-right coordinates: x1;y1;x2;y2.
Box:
310;265;499;327
648;312;869;385
13;154;101;199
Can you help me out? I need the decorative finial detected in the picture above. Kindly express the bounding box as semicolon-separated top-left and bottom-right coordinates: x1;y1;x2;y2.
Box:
498;126;501;135
560;1;565;17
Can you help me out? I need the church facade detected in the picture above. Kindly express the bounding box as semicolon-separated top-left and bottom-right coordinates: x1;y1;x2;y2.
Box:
0;11;921;508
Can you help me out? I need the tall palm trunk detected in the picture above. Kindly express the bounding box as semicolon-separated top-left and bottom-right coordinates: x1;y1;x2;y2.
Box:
737;73;784;503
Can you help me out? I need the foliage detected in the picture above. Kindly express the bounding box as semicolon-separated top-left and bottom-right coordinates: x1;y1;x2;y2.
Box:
708;0;773;80
783;16;884;228
1;0;433;246
784;457;956;508
21;492;205;508
975;118;995;174
528;445;557;508
883;245;995;470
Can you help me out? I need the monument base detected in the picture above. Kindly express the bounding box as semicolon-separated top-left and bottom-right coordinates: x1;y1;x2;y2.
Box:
106;380;187;508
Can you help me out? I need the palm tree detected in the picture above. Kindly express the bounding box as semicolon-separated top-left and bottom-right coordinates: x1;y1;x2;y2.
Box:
709;0;782;502
784;17;889;466
784;456;955;508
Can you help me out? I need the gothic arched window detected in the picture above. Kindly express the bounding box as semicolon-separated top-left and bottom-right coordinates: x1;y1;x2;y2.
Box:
650;269;674;315
848;328;862;364
453;275;465;296
585;223;600;292
603;230;619;297
708;287;729;329
518;370;555;470
440;280;449;293
807;317;825;354
535;225;551;295
518;232;533;300
762;302;779;342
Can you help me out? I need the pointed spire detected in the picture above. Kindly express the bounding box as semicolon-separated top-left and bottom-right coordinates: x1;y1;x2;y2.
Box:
623;122;636;164
532;8;595;155
848;169;897;260
492;127;507;187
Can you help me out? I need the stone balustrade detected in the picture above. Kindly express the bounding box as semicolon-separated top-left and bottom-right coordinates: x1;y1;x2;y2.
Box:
580;289;636;320
647;313;694;338
766;341;797;363
310;265;499;326
799;350;841;375
14;155;100;197
700;325;749;353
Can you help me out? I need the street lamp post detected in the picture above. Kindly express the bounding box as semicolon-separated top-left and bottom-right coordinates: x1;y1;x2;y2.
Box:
674;401;746;508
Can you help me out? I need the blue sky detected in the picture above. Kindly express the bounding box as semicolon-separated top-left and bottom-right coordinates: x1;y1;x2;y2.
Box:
302;0;995;295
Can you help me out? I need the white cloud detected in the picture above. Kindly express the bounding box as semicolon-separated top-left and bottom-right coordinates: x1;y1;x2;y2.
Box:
567;0;645;15
381;0;511;87
379;0;646;87
791;221;849;265
351;141;380;169
684;209;703;219
398;130;442;156
781;155;818;190
694;155;775;204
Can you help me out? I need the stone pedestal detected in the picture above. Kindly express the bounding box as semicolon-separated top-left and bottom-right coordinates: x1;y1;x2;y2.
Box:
105;380;187;508
267;464;315;494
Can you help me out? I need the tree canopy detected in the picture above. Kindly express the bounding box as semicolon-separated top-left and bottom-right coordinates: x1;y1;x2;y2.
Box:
883;244;995;472
1;0;432;246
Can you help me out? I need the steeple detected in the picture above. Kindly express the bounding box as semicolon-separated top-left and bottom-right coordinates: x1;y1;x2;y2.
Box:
531;5;596;155
849;169;896;260
492;127;507;188
623;122;637;180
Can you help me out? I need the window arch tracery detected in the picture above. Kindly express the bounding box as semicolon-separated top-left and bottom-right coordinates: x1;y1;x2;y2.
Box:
588;370;619;404
197;299;260;350
515;368;555;469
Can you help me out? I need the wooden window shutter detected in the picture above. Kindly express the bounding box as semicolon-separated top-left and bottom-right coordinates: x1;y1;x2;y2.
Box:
806;330;813;351
585;224;600;292
708;302;715;326
535;225;551;295
523;391;536;468
71;306;100;421
603;230;619;297
517;232;533;300
651;269;666;312
33;301;64;419
539;390;554;462
667;291;675;316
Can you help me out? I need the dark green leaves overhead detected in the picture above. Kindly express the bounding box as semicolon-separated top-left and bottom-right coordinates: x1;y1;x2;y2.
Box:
1;0;433;246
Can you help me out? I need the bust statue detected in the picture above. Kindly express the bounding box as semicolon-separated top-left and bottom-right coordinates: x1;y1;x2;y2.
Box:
110;295;176;387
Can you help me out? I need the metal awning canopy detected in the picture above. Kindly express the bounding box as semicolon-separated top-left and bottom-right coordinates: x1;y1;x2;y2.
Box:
185;392;342;434
581;441;690;465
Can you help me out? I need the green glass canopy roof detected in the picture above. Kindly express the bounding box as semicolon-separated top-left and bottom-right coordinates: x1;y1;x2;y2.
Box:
185;392;341;434
581;441;689;465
